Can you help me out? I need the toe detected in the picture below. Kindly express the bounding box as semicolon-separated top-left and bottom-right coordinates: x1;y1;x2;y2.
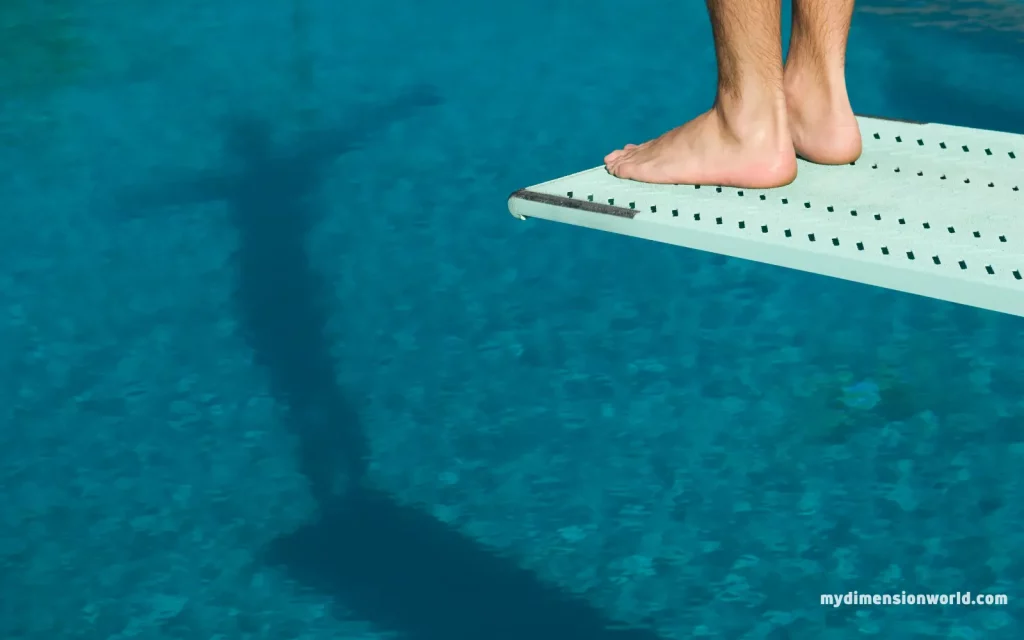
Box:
613;155;646;181
607;147;635;176
604;143;639;165
606;155;625;176
611;160;632;180
609;155;635;178
604;148;626;164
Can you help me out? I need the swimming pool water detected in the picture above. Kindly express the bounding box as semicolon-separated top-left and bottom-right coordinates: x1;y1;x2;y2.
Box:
1;1;1022;638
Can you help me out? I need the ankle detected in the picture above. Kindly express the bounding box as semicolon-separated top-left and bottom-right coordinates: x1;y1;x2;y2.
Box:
783;62;850;114
713;90;789;147
785;40;846;81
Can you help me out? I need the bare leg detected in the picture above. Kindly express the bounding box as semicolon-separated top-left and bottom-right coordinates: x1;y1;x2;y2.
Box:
784;0;861;164
605;0;797;188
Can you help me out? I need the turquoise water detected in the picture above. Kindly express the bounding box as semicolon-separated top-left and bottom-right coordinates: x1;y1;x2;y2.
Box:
1;1;1022;638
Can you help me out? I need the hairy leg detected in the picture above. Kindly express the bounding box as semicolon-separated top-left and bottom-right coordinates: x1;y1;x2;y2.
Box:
605;0;797;188
784;0;861;164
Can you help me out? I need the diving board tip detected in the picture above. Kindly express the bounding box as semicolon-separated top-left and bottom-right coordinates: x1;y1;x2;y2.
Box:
508;116;1024;318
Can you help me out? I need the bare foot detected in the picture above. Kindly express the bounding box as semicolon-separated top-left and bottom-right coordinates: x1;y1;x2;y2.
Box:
604;107;798;188
784;69;862;165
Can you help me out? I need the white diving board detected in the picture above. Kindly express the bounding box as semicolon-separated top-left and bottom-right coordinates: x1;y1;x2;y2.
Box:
508;116;1024;318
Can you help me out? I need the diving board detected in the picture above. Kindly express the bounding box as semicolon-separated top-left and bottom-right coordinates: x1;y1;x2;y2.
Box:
508;116;1024;318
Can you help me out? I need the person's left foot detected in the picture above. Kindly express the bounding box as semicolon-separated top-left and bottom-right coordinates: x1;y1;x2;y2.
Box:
604;106;798;188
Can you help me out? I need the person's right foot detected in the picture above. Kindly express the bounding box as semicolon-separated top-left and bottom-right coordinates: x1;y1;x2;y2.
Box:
783;66;862;165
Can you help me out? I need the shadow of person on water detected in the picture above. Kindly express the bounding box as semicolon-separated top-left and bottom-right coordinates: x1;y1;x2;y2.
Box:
121;84;442;505
120;85;668;640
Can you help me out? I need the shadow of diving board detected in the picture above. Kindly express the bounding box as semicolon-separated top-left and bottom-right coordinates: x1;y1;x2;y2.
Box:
508;116;1024;317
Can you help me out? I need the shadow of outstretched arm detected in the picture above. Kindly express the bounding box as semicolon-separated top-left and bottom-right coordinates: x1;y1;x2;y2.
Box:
116;84;444;217
118;171;235;216
290;83;443;164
